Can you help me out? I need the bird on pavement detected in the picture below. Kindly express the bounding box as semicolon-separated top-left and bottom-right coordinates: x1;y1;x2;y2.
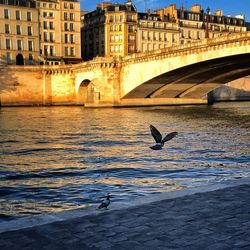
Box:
149;125;178;150
98;194;111;209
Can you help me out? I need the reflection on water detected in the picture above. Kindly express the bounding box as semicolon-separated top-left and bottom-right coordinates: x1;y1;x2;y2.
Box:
0;102;250;221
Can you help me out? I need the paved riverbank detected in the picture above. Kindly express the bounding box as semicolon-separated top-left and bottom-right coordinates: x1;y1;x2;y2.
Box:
1;178;250;250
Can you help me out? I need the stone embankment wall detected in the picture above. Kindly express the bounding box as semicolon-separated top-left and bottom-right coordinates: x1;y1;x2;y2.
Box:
0;66;77;106
0;66;44;106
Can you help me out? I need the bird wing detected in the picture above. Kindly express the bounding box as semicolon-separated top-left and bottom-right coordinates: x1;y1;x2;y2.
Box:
150;125;162;143
162;132;178;144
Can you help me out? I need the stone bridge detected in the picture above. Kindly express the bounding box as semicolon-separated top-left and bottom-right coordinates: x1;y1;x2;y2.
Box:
0;32;250;107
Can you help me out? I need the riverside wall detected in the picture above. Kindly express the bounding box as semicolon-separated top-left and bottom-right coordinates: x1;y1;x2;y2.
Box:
0;65;249;107
0;66;77;106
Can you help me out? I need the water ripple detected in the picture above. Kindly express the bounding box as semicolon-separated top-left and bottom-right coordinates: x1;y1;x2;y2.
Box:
0;103;250;221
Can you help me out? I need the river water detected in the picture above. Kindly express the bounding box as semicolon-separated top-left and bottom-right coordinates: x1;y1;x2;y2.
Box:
0;102;249;222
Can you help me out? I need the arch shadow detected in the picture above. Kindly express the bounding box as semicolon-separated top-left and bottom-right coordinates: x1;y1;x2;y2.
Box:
76;79;93;105
123;53;250;99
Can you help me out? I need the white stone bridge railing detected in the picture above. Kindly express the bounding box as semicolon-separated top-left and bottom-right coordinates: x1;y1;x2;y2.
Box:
122;32;250;65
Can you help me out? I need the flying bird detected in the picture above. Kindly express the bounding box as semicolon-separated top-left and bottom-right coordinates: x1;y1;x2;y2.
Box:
149;125;178;150
98;194;111;209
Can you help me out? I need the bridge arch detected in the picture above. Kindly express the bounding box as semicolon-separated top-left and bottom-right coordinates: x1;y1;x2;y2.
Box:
120;33;250;101
76;79;92;105
122;53;250;99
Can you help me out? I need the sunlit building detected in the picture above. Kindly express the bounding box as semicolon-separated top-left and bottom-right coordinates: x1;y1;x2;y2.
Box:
81;0;138;61
0;0;81;65
81;1;181;60
136;10;179;53
0;0;39;65
37;0;82;65
154;4;247;45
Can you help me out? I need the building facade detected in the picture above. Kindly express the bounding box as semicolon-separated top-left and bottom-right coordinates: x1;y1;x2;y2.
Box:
81;0;138;61
37;0;81;65
0;0;81;65
137;11;179;53
0;0;39;65
155;4;247;45
82;1;247;61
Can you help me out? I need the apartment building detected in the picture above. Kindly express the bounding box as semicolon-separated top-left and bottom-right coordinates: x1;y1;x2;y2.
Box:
37;0;81;65
81;0;137;61
155;4;247;44
137;11;179;53
82;0;246;60
0;0;39;65
0;0;81;65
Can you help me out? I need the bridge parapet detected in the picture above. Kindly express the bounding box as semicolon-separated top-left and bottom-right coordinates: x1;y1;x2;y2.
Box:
41;56;122;75
122;32;250;65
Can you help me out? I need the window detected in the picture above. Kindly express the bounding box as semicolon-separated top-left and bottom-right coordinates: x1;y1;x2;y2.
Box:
70;13;74;21
70;47;74;56
28;26;32;36
70;3;74;9
49;32;54;42
64;3;68;9
65;34;68;43
43;21;48;29
43;12;47;18
28;41;33;51
5;24;10;34
17;40;22;50
44;32;48;42
27;12;32;21
64;23;68;31
4;9;9;19
128;25;134;32
6;39;11;50
49;22;54;29
70;34;74;43
65;47;69;56
16;25;21;35
16;10;21;20
50;46;54;56
70;23;74;31
44;45;48;56
64;12;68;20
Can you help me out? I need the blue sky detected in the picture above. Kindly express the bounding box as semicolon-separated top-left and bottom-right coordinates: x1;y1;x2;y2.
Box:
80;0;250;21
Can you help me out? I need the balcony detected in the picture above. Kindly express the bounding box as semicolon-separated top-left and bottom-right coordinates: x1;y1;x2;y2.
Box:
179;22;203;29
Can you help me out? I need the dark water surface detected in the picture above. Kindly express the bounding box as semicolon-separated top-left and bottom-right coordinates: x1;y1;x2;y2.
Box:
0;103;250;221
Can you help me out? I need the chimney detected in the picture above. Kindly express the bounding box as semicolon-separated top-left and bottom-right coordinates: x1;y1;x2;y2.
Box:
215;9;223;16
146;9;150;15
190;4;201;13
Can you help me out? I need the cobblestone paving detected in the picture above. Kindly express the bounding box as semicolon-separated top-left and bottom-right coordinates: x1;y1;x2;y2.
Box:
1;184;250;250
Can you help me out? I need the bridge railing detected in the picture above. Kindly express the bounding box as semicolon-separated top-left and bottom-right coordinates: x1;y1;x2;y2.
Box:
122;31;250;63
